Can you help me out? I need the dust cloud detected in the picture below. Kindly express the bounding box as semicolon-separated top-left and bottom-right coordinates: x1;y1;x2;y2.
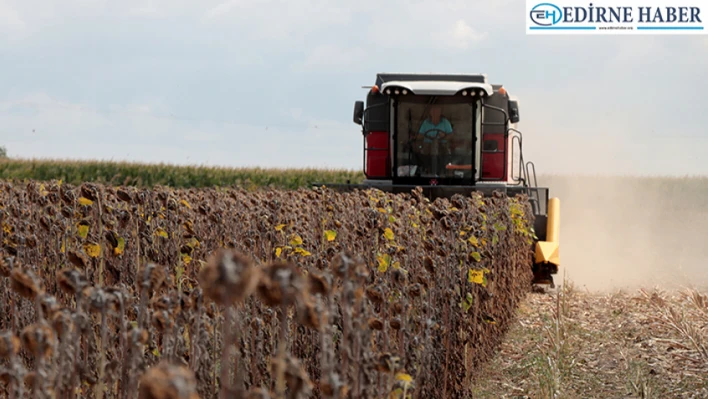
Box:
535;174;708;293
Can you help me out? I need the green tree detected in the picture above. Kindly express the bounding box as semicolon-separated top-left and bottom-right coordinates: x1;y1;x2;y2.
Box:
0;146;6;158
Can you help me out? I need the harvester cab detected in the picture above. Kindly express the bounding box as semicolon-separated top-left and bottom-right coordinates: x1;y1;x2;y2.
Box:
320;73;560;287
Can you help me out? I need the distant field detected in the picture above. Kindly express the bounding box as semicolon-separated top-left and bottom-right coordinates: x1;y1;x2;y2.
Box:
0;158;364;189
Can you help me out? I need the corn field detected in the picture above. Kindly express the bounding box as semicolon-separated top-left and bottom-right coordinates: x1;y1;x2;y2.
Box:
0;180;537;398
0;159;364;190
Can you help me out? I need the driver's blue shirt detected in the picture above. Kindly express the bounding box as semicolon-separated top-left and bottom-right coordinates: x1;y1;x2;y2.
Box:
418;118;453;143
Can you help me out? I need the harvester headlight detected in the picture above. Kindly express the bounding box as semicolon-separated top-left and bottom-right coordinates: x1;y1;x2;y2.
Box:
462;90;467;96
402;89;408;95
395;89;400;95
385;89;391;95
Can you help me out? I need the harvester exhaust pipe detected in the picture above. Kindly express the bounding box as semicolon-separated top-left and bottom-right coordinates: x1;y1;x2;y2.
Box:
532;197;560;287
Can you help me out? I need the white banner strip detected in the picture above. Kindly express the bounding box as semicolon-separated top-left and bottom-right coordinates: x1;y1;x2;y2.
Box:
526;0;707;34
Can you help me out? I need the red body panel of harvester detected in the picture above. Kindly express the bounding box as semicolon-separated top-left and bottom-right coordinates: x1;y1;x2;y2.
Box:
364;131;390;178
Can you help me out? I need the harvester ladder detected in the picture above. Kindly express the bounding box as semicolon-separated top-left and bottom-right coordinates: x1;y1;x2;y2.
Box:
508;127;542;216
524;161;542;216
509;131;526;186
526;161;538;189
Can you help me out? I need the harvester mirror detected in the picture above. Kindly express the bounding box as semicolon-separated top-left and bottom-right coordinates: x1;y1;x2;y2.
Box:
508;100;520;123
353;101;364;125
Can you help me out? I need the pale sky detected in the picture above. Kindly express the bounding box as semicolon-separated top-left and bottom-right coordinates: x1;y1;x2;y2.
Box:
1;0;707;176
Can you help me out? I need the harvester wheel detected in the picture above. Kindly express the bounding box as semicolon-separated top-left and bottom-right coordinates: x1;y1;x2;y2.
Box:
532;265;555;289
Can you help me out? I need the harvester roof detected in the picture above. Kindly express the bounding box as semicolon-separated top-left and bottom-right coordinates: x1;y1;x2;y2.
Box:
373;72;494;96
374;72;489;85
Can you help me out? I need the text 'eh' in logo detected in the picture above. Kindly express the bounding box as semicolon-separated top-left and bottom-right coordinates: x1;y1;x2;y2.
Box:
530;3;564;26
526;0;707;35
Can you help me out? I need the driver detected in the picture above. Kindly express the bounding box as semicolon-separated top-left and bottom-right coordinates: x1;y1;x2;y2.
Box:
415;105;454;175
417;105;453;144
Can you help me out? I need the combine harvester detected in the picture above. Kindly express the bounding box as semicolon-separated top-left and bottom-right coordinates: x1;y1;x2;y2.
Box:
318;72;561;287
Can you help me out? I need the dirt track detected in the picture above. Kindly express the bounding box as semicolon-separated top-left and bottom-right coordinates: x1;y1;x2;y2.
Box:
471;282;708;398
